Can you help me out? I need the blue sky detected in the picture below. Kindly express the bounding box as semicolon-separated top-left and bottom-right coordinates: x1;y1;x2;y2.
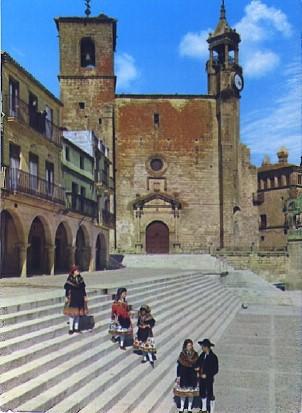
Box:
2;0;301;166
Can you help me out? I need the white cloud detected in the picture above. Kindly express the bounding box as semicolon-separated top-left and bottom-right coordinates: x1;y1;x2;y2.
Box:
236;0;292;42
241;60;301;164
115;53;139;91
244;50;280;78
179;0;293;79
179;29;210;59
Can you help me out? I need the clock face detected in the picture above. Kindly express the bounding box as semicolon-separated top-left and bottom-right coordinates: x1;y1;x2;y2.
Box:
234;73;243;91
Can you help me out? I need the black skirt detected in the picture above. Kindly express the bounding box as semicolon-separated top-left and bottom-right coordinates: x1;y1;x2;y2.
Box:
118;315;131;329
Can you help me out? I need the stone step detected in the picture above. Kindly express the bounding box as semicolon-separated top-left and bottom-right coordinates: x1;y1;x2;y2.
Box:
0;276;219;390
0;293;111;326
0;271;201;315
0;272;208;341
0;275;215;372
33;290;235;413
149;297;240;413
0;277;215;358
9;282;232;412
0;273;212;354
0;271;205;324
59;294;239;413
113;296;239;413
0;288;101;316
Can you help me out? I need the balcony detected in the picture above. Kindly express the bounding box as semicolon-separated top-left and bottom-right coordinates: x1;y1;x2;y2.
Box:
102;209;115;228
95;170;114;192
109;176;114;191
253;192;264;205
3;95;62;146
1;167;65;204
66;192;98;218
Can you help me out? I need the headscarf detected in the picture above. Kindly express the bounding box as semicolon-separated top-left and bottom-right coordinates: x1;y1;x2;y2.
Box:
178;339;199;368
138;304;153;322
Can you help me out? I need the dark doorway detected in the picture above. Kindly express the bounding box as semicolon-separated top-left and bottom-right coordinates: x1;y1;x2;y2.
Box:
0;210;20;277
55;223;69;274
27;217;47;275
146;221;169;254
95;233;107;270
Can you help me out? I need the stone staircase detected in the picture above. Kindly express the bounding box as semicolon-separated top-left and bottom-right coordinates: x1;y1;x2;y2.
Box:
0;271;240;413
122;253;230;272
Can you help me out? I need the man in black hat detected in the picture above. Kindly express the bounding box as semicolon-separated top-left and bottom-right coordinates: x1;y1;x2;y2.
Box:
197;338;219;413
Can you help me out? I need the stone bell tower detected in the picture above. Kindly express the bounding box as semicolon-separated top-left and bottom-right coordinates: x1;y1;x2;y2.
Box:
206;0;245;249
54;10;117;153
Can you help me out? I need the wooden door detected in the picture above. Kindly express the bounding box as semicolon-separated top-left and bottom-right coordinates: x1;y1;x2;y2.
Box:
146;221;169;254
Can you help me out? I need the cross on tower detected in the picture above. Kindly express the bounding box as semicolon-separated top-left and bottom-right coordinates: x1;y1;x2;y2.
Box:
85;0;91;17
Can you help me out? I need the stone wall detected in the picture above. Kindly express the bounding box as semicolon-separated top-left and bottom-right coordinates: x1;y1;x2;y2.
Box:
115;96;221;253
218;251;289;283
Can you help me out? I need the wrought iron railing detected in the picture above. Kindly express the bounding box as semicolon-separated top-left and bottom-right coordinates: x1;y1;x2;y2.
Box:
66;192;98;218
95;170;114;191
3;95;62;146
1;167;65;204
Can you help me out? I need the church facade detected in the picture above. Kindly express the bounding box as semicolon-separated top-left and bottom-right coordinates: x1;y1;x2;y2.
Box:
55;3;259;254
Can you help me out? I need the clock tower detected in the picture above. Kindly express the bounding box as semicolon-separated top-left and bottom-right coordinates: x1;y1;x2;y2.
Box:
207;0;244;248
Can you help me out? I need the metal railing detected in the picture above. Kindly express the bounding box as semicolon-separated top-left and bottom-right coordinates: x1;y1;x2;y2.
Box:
3;95;62;146
66;192;98;218
1;167;65;204
95;170;114;191
109;176;114;191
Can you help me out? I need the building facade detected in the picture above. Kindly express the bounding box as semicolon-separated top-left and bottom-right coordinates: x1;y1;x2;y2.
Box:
0;53;111;277
55;3;259;254
256;149;302;250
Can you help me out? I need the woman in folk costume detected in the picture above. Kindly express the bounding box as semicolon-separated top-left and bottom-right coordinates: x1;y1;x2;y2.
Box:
133;304;156;367
174;339;199;413
197;338;219;413
109;287;133;350
63;265;88;334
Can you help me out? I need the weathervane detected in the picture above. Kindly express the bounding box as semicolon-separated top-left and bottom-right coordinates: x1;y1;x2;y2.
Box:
85;0;91;17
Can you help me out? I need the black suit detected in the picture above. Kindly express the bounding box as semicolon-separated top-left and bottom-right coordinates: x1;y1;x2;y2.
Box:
197;350;219;400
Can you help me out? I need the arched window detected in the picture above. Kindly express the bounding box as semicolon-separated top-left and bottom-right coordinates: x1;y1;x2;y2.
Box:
80;37;95;68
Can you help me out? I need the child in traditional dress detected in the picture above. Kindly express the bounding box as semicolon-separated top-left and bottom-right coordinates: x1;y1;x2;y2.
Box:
63;265;88;334
174;339;199;413
109;287;133;350
133;304;156;367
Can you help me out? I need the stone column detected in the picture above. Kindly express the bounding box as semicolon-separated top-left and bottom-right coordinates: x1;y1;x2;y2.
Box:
83;246;92;271
135;208;143;253
89;247;96;272
224;44;229;68
46;244;55;275
67;245;76;268
18;243;29;278
173;207;181;252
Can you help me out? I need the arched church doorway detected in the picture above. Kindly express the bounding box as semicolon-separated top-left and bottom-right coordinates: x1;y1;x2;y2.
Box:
75;226;90;271
55;223;70;273
146;221;169;254
0;210;21;277
95;233;107;270
27;217;47;275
